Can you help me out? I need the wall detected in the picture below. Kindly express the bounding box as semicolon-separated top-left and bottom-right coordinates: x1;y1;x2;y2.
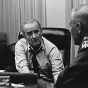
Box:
0;0;68;44
46;0;66;28
0;0;74;63
46;0;74;64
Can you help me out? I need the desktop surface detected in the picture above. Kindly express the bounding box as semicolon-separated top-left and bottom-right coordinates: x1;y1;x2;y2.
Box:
0;72;38;88
0;72;54;88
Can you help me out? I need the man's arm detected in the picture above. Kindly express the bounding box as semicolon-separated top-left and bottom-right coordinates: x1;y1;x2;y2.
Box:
50;47;64;84
15;41;30;73
55;51;88;88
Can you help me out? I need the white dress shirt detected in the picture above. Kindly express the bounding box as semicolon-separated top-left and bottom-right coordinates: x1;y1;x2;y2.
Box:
15;37;64;83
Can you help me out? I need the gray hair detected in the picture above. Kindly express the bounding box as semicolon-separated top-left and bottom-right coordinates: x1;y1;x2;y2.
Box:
21;19;41;34
70;4;88;32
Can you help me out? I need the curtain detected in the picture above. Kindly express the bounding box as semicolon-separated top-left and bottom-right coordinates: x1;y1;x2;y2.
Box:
1;0;88;63
0;0;19;44
0;0;47;44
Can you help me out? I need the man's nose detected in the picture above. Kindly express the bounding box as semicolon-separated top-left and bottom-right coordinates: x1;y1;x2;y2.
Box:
32;32;36;38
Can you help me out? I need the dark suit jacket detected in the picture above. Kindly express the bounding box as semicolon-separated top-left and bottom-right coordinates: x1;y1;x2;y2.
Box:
55;37;88;88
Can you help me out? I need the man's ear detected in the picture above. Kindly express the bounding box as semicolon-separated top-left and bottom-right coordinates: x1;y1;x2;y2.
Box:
76;22;81;33
18;31;24;39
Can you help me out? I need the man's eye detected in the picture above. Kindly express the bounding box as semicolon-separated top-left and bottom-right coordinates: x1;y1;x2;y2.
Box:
27;32;32;36
34;30;39;34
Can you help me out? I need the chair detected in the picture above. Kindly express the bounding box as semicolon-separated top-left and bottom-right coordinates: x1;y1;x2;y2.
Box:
0;32;17;71
0;32;7;43
42;28;71;67
18;27;71;66
6;43;17;72
7;28;71;71
18;27;71;67
3;28;71;84
0;32;9;70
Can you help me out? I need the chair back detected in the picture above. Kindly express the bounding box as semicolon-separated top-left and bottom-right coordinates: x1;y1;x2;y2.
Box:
0;32;8;69
18;27;71;66
6;28;71;83
0;32;6;43
0;32;17;71
42;28;71;67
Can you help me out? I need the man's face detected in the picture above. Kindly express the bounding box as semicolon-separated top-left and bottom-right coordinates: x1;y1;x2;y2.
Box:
69;19;80;45
23;22;42;48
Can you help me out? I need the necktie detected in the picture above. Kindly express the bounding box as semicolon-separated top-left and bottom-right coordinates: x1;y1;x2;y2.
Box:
32;52;54;82
29;47;54;82
29;46;42;73
32;52;39;73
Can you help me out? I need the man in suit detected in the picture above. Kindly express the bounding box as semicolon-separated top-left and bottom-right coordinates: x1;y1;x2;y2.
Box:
55;4;88;88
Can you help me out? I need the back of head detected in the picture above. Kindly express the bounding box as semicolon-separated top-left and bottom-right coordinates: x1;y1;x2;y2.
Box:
69;4;88;45
71;4;88;32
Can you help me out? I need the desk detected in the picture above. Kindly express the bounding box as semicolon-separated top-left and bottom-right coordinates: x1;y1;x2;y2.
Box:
0;79;54;88
0;72;54;88
0;72;38;88
0;81;38;88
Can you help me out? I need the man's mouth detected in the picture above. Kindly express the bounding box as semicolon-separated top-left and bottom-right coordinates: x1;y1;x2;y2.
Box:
32;39;40;45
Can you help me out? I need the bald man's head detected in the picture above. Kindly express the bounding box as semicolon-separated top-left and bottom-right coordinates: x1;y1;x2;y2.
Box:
69;4;88;45
70;4;88;32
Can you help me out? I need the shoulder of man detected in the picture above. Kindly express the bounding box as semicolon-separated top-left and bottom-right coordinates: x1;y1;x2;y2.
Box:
15;38;27;48
42;36;59;54
78;37;88;53
42;37;57;47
